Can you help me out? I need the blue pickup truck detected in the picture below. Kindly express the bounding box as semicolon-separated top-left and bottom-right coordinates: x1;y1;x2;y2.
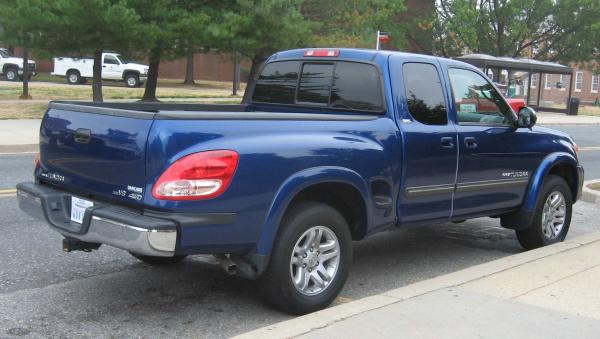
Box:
17;48;584;314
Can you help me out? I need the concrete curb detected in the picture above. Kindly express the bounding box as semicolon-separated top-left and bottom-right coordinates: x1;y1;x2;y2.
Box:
582;180;600;204
233;231;600;339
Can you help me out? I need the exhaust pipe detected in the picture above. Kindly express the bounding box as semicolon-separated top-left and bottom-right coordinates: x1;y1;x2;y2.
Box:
214;254;237;275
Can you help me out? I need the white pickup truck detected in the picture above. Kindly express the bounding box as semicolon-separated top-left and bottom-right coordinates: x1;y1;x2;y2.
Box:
52;52;148;87
0;48;37;81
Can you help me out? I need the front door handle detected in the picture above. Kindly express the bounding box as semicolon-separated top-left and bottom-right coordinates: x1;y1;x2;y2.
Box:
464;137;478;148
441;137;455;148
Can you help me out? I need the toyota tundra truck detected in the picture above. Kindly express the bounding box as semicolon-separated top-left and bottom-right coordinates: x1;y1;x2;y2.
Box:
17;48;584;314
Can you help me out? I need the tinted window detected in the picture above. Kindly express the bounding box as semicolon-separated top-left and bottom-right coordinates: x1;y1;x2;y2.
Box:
448;68;513;125
402;63;448;125
298;63;333;105
331;62;383;111
253;61;300;104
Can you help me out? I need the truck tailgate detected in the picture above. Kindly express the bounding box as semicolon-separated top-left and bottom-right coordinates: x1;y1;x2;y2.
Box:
38;105;154;206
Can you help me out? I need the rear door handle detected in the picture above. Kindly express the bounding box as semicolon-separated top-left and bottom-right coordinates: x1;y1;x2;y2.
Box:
441;137;455;148
464;137;478;148
74;128;91;144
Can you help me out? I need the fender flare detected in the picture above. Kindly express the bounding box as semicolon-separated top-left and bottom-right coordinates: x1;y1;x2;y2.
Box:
255;166;372;255
122;69;141;80
2;63;19;73
523;152;579;211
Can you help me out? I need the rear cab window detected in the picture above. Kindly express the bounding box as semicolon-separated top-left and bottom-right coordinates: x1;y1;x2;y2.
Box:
252;60;384;113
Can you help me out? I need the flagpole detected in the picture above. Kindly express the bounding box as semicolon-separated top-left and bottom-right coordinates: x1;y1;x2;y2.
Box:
376;30;380;50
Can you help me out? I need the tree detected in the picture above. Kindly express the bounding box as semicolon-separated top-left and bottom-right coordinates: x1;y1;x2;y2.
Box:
303;0;407;49
0;0;48;99
214;0;316;103
433;0;600;66
38;0;145;102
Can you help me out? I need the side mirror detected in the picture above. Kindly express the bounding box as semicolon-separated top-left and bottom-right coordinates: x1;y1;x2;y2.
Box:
516;106;537;129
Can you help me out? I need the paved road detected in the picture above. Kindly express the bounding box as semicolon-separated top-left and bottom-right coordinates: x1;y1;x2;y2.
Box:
544;124;600;180
0;124;599;337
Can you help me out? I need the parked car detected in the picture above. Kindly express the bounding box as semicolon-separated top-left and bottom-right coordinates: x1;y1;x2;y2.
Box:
0;48;37;81
52;52;148;87
18;48;584;315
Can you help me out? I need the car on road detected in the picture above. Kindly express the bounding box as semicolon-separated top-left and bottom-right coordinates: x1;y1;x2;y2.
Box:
52;52;148;87
17;48;584;315
0;48;37;81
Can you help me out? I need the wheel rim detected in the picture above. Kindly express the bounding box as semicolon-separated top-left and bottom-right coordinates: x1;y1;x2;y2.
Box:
289;225;341;296
541;191;567;240
127;77;136;86
6;70;16;80
69;74;78;83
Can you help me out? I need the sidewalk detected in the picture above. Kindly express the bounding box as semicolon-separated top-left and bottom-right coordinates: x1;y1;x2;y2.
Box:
237;232;600;339
537;112;600;125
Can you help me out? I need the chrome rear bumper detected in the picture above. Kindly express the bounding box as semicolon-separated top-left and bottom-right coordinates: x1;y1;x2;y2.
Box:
17;182;177;257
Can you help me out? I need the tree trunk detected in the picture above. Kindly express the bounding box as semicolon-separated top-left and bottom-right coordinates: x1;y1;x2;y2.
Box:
7;46;15;55
183;53;195;85
142;48;161;102
92;49;103;102
19;47;31;100
232;52;240;96
241;56;265;104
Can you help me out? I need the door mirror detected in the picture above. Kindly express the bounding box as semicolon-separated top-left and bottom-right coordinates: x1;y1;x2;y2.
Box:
516;106;537;129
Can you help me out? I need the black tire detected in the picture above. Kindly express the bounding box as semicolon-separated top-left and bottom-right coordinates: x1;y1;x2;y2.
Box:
259;201;352;315
125;73;139;88
130;252;187;265
67;70;81;85
516;175;572;250
4;67;18;81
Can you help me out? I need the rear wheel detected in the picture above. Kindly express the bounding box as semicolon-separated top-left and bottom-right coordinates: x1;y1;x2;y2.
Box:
516;175;572;250
130;252;187;265
259;201;352;315
4;67;18;81
67;70;81;85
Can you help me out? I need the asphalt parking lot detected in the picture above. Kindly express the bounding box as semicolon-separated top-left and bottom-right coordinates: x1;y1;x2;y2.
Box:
0;124;599;338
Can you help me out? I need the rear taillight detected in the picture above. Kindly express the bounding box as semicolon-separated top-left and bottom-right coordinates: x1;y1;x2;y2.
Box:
34;153;40;169
152;150;239;201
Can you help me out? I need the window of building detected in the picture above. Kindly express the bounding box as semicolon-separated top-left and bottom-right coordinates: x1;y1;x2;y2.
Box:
592;75;599;93
544;74;552;90
531;73;538;88
402;63;447;125
448;68;513;126
559;74;567;91
575;72;583;92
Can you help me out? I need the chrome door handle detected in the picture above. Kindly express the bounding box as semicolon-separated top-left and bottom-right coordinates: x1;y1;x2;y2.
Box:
441;137;455;148
464;137;478;148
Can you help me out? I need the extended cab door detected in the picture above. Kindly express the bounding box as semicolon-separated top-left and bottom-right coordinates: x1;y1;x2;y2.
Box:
102;54;122;80
444;66;543;218
390;57;458;223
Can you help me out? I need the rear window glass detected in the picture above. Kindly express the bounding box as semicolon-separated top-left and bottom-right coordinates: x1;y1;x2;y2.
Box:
298;63;334;105
253;61;299;104
252;60;383;113
402;63;448;125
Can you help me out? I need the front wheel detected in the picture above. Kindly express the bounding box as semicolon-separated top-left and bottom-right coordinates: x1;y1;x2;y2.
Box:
516;175;572;250
125;74;139;88
4;67;18;81
259;201;352;315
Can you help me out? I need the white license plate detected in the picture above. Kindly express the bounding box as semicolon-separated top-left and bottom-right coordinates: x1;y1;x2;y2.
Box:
70;196;94;224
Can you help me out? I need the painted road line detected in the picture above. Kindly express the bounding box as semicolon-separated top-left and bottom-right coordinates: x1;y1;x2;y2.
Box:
0;151;38;156
0;188;17;194
580;146;600;151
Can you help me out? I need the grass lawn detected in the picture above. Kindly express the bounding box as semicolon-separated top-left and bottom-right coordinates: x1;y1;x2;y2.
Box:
579;105;600;117
1;73;244;101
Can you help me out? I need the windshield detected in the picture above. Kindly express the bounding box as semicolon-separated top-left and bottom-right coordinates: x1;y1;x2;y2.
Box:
0;49;9;58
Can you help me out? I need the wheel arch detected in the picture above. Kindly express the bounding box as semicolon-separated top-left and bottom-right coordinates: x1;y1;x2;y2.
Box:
2;63;18;73
122;69;140;80
255;166;372;255
523;152;580;211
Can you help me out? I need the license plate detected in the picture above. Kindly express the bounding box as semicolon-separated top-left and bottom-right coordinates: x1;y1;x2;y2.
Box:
70;196;94;224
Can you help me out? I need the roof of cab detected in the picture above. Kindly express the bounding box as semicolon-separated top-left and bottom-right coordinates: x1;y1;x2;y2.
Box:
269;48;473;69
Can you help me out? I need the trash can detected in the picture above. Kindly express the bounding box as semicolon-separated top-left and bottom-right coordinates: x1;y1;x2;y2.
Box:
568;97;580;116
